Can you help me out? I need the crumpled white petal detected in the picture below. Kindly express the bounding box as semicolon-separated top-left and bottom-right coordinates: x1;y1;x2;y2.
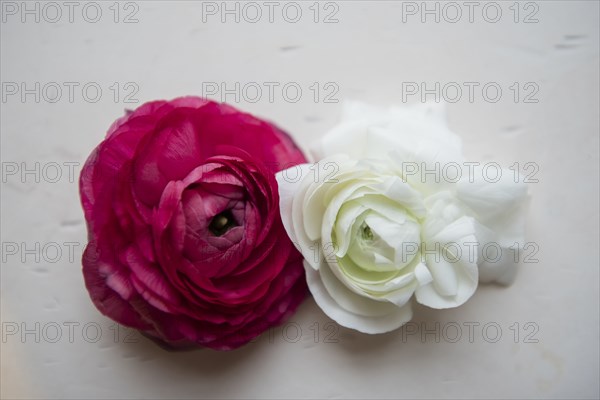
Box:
456;167;529;284
417;215;479;308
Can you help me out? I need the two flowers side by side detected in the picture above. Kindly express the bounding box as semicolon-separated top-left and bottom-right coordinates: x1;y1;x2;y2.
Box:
79;97;528;350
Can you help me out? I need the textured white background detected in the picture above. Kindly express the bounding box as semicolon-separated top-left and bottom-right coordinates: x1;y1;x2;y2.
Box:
1;1;599;399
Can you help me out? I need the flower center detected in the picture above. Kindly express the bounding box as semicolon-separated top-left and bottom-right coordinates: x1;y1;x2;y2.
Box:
208;210;238;236
361;223;374;241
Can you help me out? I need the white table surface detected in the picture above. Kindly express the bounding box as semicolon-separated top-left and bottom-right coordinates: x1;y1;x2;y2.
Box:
1;1;599;399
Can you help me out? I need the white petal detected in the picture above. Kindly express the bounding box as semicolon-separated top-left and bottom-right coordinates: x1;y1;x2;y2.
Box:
334;253;420;308
416;216;479;309
302;157;362;241
389;144;464;197
478;249;519;285
474;219;520;285
345;212;420;271
456;168;527;228
367;176;427;218
320;262;396;317
321;179;378;260
306;261;414;334
414;262;433;285
276;164;323;270
422;191;473;239
456;168;528;283
310;119;369;160
425;256;459;297
334;201;368;258
312;101;463;167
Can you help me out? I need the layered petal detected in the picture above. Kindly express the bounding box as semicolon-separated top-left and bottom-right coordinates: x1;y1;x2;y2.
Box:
306;261;413;334
80;97;308;350
278;101;528;335
455;167;528;284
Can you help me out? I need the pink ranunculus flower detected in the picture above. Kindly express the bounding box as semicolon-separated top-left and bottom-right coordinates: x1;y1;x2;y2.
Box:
80;97;308;350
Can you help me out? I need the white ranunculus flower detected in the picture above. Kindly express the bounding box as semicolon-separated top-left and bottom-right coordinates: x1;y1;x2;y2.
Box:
276;101;528;334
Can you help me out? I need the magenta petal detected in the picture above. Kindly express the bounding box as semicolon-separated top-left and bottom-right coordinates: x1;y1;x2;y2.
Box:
131;104;223;206
123;246;182;311
82;243;150;331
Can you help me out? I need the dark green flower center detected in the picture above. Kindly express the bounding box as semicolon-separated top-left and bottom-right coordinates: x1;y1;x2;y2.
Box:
361;223;374;241
209;210;237;236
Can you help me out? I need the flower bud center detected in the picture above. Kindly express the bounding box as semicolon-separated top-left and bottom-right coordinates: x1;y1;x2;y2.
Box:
361;223;374;241
209;210;237;236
